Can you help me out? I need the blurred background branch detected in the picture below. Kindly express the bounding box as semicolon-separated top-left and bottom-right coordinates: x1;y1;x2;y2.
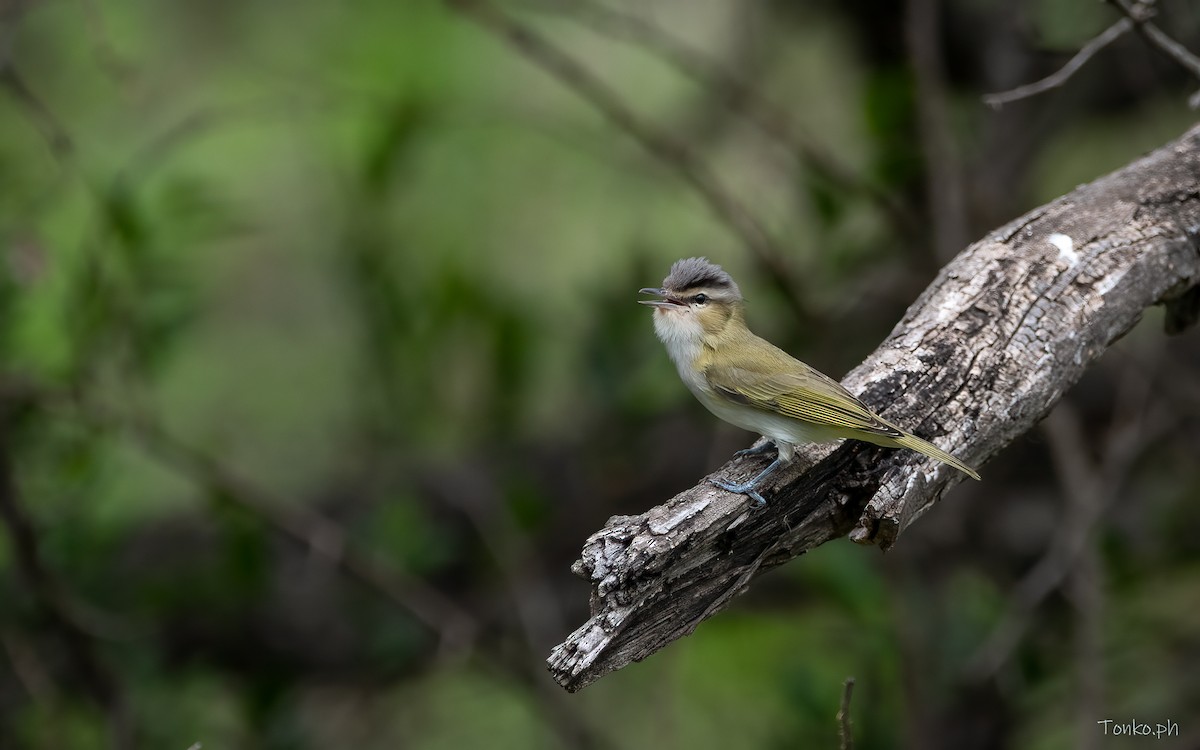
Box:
983;0;1200;111
1109;0;1200;101
905;0;969;262
518;0;920;241
447;0;814;325
983;19;1136;108
0;400;133;748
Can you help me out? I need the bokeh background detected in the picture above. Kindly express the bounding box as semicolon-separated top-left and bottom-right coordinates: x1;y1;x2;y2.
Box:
2;0;1199;747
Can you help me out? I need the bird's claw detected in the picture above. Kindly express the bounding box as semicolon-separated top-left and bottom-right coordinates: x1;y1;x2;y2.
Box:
708;477;768;507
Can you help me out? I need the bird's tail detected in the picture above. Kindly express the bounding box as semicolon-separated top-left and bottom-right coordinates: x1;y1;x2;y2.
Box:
891;432;981;480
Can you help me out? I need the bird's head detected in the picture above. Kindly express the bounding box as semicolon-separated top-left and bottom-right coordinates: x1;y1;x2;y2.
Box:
639;257;744;345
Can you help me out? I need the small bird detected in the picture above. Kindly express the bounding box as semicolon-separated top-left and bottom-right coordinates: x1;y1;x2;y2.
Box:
640;257;979;505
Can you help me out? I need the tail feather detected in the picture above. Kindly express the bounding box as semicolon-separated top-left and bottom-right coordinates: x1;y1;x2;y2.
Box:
891;432;981;480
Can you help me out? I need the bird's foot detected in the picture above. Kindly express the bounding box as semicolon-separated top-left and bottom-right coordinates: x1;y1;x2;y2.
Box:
710;456;784;507
733;441;777;459
708;477;768;507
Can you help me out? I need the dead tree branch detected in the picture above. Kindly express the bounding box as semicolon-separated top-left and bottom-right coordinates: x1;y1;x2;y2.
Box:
548;123;1200;691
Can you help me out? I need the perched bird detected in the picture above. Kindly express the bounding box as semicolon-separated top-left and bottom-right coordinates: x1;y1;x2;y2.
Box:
639;257;979;505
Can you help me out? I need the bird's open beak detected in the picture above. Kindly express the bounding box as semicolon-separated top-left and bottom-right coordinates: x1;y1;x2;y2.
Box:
638;287;683;308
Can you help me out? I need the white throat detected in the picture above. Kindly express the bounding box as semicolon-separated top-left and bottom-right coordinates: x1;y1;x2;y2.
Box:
652;309;707;391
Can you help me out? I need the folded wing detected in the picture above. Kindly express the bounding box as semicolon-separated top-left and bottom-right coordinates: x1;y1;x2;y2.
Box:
705;361;902;439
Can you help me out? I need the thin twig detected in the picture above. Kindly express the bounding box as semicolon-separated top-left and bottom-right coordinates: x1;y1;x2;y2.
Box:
1107;0;1200;105
445;0;812;325
837;677;856;750
983;19;1135;108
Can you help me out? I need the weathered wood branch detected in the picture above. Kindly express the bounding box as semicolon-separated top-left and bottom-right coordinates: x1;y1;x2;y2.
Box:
548;124;1200;692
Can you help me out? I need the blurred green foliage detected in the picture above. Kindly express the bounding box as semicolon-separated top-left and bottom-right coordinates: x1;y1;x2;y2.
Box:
1;0;1199;748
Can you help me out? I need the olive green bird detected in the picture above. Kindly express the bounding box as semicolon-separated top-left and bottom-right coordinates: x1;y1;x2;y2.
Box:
639;257;980;505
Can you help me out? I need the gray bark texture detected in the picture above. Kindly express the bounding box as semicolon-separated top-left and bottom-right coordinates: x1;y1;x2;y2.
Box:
548;124;1200;692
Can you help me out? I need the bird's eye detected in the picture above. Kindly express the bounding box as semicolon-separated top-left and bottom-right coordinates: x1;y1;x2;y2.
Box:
692;293;709;304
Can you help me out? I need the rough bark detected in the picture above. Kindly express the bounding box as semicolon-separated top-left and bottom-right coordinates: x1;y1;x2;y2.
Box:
547;124;1200;692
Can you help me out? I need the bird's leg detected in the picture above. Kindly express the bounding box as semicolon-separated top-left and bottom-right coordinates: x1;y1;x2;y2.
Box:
709;457;785;507
733;440;777;459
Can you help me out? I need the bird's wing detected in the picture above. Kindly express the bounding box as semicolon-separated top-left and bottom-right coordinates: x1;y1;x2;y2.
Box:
705;361;902;438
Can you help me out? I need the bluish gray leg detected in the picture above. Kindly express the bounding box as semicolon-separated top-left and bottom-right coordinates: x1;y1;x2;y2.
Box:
733;440;777;459
709;456;785;506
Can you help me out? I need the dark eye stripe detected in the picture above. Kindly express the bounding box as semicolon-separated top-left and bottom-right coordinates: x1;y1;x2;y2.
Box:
685;273;730;290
